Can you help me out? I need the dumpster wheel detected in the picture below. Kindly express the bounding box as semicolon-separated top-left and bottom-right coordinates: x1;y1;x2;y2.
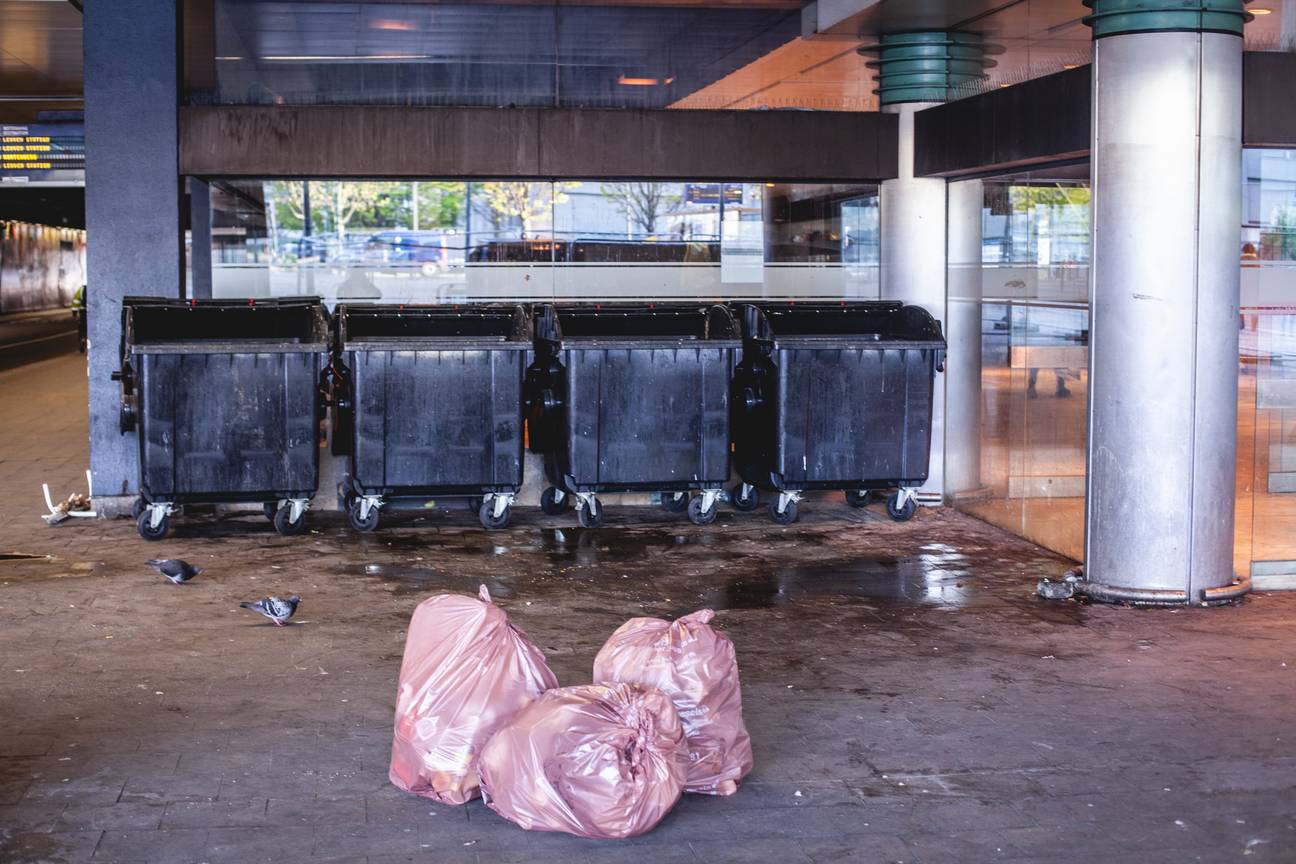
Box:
769;491;800;525
540;487;571;515
661;491;690;514
479;495;514;531
730;483;760;512
136;508;170;541
687;494;719;526
576;496;603;529
845;490;873;509
274;501;309;536
348;496;381;533
262;502;278;522
886;490;917;522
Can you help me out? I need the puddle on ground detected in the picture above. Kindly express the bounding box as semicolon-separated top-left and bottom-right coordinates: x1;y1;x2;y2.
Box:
691;556;977;611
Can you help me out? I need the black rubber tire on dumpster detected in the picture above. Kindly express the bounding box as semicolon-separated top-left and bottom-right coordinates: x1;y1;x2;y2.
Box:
768;498;798;525
274;503;307;536
479;499;512;530
540;487;570;515
577;497;603;528
731;484;760;512
886;492;917;522
348;498;380;533
137;509;169;541
687;495;718;526
845;490;872;508
132;497;147;520
661;491;690;513
263;501;278;522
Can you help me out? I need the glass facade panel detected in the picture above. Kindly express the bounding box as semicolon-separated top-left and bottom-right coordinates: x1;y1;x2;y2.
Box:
203;178;878;303
950;167;1090;561
1240;148;1296;579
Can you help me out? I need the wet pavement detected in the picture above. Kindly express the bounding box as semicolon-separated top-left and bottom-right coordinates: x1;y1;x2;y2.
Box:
2;492;1295;863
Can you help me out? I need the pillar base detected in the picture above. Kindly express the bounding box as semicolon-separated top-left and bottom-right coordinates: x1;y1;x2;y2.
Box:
1077;575;1250;606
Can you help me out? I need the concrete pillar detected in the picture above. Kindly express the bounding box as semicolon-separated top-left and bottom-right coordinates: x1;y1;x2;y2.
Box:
945;178;984;498
190;178;212;299
862;32;994;502
1081;0;1249;603
85;0;181;502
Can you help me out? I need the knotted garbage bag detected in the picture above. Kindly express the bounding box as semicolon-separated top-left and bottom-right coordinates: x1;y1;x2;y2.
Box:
592;608;753;795
477;682;689;839
389;585;558;805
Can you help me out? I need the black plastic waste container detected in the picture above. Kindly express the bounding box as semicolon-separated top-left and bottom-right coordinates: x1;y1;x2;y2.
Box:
116;297;330;540
332;304;530;531
730;301;945;525
526;303;740;527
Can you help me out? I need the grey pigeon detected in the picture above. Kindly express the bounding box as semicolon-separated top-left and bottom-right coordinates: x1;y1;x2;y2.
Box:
240;595;301;626
147;559;203;585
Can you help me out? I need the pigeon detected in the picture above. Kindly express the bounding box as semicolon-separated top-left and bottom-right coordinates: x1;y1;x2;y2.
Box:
147;559;203;585
240;595;301;626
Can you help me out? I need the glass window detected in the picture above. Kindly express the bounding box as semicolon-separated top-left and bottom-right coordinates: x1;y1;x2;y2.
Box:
199;178;879;303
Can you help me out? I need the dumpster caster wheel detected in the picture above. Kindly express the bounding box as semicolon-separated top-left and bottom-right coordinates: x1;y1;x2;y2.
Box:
263;502;278;522
845;490;872;508
886;492;917;522
348;498;380;533
730;484;759;512
687;496;718;526
479;499;512;530
661;491;690;514
576;497;603;529
466;496;483;513
768;498;798;526
136;509;169;541
540;487;570;515
131;497;147;520
274;503;307;536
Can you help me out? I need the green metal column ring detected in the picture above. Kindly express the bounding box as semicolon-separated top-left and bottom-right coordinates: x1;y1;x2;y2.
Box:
1083;0;1252;38
857;32;998;107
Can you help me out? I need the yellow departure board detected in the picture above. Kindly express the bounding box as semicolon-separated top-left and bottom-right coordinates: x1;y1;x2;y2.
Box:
0;124;85;182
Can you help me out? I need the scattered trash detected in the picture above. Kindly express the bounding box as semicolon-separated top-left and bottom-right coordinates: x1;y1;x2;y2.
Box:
592;608;753;796
390;585;557;805
42;471;97;524
478;682;688;839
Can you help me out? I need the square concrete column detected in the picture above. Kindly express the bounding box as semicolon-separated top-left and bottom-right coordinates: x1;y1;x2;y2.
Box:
84;0;182;502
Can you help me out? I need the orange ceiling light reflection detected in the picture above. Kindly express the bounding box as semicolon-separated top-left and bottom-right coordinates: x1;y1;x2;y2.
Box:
371;19;417;30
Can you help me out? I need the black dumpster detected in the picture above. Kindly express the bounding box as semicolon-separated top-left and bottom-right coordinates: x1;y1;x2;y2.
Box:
525;303;740;527
116;297;330;540
730;301;945;524
332;304;530;531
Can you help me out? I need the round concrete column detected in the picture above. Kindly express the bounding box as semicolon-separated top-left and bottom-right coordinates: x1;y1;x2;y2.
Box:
1081;0;1250;603
861;33;994;502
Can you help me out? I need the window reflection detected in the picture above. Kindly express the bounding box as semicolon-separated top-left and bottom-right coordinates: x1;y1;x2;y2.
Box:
203;178;879;302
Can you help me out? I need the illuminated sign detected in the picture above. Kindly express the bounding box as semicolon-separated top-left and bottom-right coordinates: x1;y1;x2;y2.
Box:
0;123;84;185
683;183;744;206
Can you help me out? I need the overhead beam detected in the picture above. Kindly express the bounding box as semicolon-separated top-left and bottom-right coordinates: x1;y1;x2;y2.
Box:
179;106;899;181
915;52;1296;178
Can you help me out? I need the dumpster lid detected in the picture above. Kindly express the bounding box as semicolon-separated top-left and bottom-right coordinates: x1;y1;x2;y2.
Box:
122;296;330;355
533;303;740;347
336;303;531;348
739;301;945;348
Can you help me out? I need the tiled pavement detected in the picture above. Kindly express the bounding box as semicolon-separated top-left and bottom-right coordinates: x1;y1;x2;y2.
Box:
1;350;1294;863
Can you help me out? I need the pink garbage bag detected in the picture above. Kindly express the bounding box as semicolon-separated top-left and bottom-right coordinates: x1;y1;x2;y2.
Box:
477;683;689;839
592;608;753;795
389;585;558;805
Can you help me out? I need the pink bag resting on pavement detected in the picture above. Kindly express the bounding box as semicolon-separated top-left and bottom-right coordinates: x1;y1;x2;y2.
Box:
477;682;689;839
592;608;753;795
389;585;558;805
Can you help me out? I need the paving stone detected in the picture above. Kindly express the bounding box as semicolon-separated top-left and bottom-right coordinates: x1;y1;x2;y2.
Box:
0;829;102;864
